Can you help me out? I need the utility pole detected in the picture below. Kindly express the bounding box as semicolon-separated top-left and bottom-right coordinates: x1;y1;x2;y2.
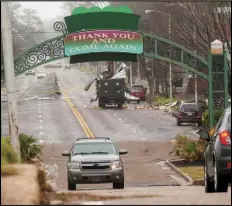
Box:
193;24;198;103
137;60;140;79
97;61;100;74
113;62;116;73
130;62;133;87
100;61;103;72
1;2;20;158
152;59;154;79
168;12;173;103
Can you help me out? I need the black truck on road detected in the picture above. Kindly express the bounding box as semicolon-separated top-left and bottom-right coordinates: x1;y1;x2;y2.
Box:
97;79;126;109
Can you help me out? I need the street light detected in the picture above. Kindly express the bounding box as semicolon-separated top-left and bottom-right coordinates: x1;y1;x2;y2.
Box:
165;3;199;103
145;9;172;102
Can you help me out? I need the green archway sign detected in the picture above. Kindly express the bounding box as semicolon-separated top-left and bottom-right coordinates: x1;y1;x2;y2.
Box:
1;5;229;129
64;30;143;56
63;5;142;63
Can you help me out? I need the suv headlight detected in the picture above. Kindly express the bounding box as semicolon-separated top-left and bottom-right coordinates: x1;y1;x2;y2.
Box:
68;161;80;169
111;160;122;169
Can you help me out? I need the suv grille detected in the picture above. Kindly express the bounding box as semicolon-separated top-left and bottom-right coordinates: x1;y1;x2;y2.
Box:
81;161;111;170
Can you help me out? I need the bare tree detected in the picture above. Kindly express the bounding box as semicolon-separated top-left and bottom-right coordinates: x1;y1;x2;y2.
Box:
167;2;231;69
8;3;45;54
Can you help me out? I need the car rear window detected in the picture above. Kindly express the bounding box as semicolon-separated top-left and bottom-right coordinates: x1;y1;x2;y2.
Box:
131;87;142;92
180;104;198;111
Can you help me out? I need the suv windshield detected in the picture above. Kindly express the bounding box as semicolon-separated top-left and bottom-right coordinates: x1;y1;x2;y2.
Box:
73;142;117;155
180;104;198;111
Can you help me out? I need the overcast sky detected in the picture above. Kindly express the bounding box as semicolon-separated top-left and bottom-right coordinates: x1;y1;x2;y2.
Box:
20;2;63;20
19;1;110;21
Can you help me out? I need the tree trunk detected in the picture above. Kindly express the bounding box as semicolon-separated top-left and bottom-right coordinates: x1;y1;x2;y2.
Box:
160;71;165;95
153;62;160;95
138;55;155;99
164;68;169;97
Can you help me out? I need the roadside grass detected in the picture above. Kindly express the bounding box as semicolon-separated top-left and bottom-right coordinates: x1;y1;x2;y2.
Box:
153;97;175;105
177;165;204;181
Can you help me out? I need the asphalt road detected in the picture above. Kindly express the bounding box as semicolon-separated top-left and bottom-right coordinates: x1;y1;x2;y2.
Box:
73;186;231;205
2;66;222;202
57;69;198;142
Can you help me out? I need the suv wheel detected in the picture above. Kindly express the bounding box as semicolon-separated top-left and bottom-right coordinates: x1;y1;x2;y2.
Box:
118;104;123;109
204;161;214;193
68;179;76;191
214;161;228;192
113;177;124;189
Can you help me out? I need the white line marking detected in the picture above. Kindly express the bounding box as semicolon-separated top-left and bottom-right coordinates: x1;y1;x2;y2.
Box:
39;140;44;143
118;118;122;121
40;120;43;123
113;113;116;116
141;138;146;140
133;129;136;133
125;124;129;127
40;132;44;135
39;115;42;118
40;125;43;128
38;111;42;113
108;109;111;111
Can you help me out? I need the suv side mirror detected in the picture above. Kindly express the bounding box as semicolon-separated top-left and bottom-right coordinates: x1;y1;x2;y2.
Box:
62;151;70;156
199;132;210;141
119;149;128;155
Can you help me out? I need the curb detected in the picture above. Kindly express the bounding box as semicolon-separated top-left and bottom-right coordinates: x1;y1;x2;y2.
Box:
165;160;194;185
125;105;162;110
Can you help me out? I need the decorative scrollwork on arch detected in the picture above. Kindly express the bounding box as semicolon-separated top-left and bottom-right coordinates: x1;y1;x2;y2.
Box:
213;93;225;109
51;38;64;57
53;21;68;35
3;36;66;77
143;36;155;53
138;19;152;30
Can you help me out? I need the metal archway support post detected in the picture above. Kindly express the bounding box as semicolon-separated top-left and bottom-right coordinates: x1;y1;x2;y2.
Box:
207;52;214;129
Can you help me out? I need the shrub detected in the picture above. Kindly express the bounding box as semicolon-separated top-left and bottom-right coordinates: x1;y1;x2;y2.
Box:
170;135;207;163
1;137;20;166
19;133;44;162
202;109;224;127
1;134;44;164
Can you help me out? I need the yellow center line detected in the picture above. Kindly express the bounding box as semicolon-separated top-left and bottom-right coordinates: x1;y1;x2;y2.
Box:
57;78;95;139
64;91;95;138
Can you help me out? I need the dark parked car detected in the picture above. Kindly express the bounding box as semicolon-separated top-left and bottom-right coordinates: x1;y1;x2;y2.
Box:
62;137;128;190
199;107;231;193
130;85;147;101
176;103;202;126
